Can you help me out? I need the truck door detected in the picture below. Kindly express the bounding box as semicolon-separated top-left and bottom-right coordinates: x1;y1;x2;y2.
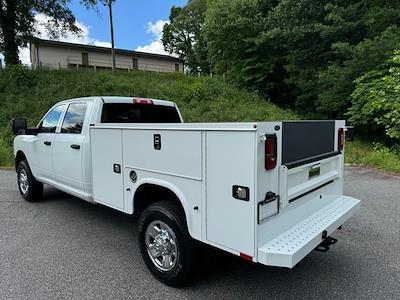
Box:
90;128;124;211
53;102;90;193
33;104;66;181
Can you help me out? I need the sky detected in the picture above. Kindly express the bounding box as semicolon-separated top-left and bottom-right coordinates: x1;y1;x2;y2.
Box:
68;0;187;51
1;0;187;65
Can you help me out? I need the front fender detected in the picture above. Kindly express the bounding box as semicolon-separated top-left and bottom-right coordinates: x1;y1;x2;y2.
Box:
13;135;38;173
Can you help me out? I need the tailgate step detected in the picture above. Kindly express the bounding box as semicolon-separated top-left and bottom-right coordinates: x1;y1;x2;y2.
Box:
258;196;360;268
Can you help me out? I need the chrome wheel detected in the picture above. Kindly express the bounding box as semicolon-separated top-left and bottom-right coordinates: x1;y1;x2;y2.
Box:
145;220;178;272
18;169;29;195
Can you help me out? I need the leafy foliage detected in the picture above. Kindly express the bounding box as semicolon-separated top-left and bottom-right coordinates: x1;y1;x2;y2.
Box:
203;0;400;118
162;0;209;74
204;0;276;93
347;50;400;141
345;140;400;173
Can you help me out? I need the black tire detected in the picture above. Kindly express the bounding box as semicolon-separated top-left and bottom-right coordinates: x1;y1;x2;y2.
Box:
16;160;43;202
138;201;194;287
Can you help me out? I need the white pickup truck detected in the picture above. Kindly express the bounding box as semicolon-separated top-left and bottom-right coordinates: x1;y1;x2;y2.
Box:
12;96;361;286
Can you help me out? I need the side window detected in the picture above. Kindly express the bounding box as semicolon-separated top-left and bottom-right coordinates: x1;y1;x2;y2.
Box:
61;103;87;134
39;105;66;133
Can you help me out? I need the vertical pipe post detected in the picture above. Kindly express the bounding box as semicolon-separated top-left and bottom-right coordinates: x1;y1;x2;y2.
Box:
109;0;116;73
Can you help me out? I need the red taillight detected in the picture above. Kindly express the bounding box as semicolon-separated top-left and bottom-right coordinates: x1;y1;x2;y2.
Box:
338;128;344;151
265;134;277;170
133;97;153;105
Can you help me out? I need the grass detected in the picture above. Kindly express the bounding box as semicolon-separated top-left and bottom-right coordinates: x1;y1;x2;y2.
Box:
345;140;400;173
0;66;398;173
0;67;297;168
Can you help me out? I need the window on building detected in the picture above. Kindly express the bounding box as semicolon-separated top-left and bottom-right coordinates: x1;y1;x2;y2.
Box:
61;103;87;134
175;63;180;72
132;58;138;70
82;53;89;66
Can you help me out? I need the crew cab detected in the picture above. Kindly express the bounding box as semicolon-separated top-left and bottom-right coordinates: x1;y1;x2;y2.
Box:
12;96;361;286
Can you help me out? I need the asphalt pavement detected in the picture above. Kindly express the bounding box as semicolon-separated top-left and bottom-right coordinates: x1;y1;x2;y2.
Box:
0;166;399;300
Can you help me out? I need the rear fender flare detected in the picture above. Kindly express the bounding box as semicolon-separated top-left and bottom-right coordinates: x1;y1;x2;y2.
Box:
132;178;193;236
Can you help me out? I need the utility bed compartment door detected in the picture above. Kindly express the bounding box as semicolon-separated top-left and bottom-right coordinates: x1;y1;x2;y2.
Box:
206;131;256;256
122;129;202;180
91;128;124;210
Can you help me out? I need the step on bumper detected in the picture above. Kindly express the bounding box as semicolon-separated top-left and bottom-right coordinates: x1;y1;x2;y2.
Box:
257;195;361;268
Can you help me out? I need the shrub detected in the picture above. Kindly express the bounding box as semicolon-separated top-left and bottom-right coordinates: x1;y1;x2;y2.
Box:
345;140;400;173
347;50;400;142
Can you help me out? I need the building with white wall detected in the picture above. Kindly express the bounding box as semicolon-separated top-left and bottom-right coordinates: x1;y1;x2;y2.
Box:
30;39;184;73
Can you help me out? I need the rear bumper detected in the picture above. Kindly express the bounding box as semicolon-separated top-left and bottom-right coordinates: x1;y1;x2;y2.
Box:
257;195;361;268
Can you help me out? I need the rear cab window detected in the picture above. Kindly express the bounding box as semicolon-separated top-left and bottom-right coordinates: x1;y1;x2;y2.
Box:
101;103;181;123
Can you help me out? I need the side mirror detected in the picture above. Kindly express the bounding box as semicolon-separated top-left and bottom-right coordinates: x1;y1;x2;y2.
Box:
346;126;355;141
12;118;27;135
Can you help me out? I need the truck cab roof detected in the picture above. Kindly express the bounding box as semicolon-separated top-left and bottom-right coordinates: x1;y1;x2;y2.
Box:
57;96;176;107
101;96;176;107
55;96;176;107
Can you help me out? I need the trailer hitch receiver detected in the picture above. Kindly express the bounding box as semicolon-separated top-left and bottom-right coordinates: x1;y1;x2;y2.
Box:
315;231;338;252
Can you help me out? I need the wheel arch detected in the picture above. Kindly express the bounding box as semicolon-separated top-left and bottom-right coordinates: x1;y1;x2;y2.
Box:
15;150;27;171
133;179;193;236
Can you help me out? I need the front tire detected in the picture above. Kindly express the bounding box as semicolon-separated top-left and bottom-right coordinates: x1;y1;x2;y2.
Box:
138;201;194;287
17;160;43;202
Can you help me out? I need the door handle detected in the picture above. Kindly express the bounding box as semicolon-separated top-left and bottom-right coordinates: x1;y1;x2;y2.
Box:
71;144;81;150
44;141;51;146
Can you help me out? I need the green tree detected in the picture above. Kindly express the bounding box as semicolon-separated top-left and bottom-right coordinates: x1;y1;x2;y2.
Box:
0;0;107;65
263;0;331;110
203;0;400;116
162;0;209;74
347;50;400;142
204;0;288;101
316;1;400;117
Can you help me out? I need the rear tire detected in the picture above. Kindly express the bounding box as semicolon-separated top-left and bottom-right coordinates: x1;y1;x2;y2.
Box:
17;160;43;202
138;201;194;287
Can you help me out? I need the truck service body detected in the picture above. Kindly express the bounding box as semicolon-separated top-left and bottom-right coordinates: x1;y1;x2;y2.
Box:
13;96;361;286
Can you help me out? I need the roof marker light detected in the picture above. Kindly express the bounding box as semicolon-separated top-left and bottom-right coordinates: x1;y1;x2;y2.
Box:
133;97;153;105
